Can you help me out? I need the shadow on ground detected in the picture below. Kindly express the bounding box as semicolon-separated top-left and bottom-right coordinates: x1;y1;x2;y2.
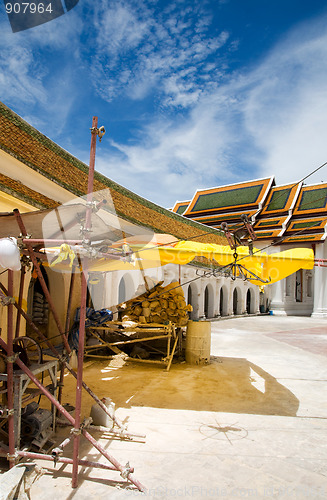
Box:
78;356;299;417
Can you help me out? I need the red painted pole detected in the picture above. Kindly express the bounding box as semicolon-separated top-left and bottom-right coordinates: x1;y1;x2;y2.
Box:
6;270;15;468
0;337;145;491
58;268;76;405
0;281;130;432
13;209;71;354
0;281;61;358
16;450;122;472
22;239;83;245
15;266;26;338
72;116;98;488
71;259;89;487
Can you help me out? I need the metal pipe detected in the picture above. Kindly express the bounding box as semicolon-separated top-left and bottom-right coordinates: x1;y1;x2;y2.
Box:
15;266;26;338
68;366;127;432
21;241;123;260
51;434;74;458
58;268;76;406
0;337;145;491
0;281;131;433
72;115;97;488
17;450;125;472
88;425;145;441
80;426;144;491
6;270;15;468
65;267;76;338
72;260;89;487
14;209;71;354
0;281;59;358
22;239;83;245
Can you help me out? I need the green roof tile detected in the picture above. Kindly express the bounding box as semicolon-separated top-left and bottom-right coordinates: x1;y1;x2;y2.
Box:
298;188;327;211
191;185;263;213
265;188;291;211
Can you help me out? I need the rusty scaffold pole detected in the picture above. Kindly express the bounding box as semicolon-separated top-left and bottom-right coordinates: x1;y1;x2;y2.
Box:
6;270;15;468
72;116;98;488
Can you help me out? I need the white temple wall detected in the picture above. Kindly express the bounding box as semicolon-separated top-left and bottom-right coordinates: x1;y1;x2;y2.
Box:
312;241;327;318
257;240;318;317
100;262;261;320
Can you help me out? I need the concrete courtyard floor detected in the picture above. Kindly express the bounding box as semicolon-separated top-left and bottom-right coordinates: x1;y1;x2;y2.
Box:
28;315;327;499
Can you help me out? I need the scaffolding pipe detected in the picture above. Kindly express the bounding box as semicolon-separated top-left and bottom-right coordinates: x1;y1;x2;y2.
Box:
0;281;59;358
22;239;83;245
6;270;15;468
72;115;96;488
0;337;145;492
17;450;123;472
72;260;89;487
0;281;137;434
15;266;26;339
13;209;71;354
58;268;76;405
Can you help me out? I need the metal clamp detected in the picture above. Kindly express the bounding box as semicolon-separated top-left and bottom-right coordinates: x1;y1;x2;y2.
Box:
51;447;62;467
85;200;99;213
17;233;32;248
120;461;132;479
0;407;14;418
20;255;31;270
90;125;106;142
7;451;18;462
0;293;15;306
6;353;20;363
70;427;82;436
80;417;93;430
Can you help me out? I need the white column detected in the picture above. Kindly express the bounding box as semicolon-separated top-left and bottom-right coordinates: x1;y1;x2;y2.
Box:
312;242;327;318
269;278;287;315
198;280;206;319
213;280;220;317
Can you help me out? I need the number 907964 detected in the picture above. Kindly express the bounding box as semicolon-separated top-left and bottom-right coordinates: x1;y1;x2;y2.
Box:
5;2;53;15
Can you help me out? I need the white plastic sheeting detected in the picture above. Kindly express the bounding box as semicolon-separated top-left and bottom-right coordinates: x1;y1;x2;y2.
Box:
0;238;21;271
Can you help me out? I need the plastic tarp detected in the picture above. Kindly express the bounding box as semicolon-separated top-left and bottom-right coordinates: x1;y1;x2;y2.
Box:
89;239;314;285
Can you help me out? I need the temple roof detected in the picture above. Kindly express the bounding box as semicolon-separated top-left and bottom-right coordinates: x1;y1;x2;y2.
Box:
292;183;327;216
0;101;226;245
183;177;274;217
173;178;327;244
171;200;190;215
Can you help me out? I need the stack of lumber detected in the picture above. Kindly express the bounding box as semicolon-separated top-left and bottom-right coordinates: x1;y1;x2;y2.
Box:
117;281;192;327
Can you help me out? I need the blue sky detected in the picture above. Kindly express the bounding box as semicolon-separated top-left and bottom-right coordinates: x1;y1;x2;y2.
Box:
1;0;327;208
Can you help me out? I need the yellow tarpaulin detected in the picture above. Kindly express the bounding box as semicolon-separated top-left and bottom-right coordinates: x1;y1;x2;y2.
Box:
88;239;314;285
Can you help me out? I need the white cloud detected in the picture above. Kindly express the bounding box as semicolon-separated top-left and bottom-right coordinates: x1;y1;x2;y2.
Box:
2;0;327;209
0;10;84;137
0;21;47;106
95;12;327;207
242;17;327;184
96;100;238;207
91;0;230;106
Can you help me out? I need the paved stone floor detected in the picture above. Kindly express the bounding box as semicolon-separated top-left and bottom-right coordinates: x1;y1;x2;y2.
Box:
23;316;327;498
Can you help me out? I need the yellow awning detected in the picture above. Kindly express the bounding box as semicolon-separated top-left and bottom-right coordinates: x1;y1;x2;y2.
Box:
89;240;314;285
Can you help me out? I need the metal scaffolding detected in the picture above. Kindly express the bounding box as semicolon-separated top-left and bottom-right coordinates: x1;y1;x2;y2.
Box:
0;117;145;492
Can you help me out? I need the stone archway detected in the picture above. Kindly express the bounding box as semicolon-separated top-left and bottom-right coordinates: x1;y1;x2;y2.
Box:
187;281;200;320
118;273;136;303
233;286;242;315
204;283;215;319
246;288;256;314
219;285;228;316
